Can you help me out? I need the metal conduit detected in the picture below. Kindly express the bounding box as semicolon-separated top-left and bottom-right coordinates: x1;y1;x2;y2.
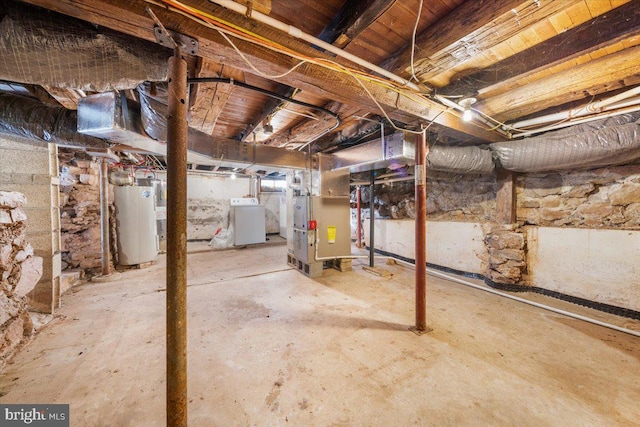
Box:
382;256;640;338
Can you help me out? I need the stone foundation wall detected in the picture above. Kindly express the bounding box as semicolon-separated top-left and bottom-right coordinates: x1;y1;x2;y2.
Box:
0;191;38;365
483;224;527;285
58;151;114;272
517;163;640;229
354;173;496;222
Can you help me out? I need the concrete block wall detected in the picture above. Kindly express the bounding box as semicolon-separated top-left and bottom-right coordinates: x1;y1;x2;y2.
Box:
0;136;61;314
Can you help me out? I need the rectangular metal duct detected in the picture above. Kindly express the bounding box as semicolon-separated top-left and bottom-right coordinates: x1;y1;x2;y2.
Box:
78;92;308;170
331;132;417;172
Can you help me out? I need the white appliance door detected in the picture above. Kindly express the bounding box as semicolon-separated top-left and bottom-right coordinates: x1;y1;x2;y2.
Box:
233;206;266;245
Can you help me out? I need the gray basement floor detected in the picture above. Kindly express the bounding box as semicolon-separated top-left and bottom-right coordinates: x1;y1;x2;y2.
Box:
1;242;639;426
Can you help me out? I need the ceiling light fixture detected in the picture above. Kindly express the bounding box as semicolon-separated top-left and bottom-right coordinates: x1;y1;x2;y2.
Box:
459;97;476;122
230;173;237;180
262;117;274;134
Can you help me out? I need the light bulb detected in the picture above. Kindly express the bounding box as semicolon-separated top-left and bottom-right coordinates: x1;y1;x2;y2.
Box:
462;108;473;122
230;173;237;180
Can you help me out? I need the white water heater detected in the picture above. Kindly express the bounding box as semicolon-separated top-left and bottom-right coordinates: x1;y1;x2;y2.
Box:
114;186;158;265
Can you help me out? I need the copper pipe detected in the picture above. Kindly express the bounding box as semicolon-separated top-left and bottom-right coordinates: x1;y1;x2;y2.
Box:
415;131;427;331
166;49;188;427
99;158;111;276
356;186;362;249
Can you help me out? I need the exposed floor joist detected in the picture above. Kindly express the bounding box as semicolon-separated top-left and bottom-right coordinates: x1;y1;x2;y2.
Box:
382;0;585;85
317;0;397;49
439;0;640;98
19;0;501;142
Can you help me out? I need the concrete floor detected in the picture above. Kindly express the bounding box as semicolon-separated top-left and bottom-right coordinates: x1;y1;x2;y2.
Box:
1;243;639;426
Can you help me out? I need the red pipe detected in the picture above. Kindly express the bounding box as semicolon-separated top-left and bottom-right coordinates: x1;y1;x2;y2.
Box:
356;186;362;248
415;131;427;331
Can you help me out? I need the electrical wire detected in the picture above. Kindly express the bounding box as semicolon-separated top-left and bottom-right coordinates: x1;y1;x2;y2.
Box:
150;0;598;139
145;0;501;137
217;30;308;79
409;0;424;83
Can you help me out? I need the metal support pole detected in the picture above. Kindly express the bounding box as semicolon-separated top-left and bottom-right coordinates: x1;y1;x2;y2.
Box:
356;186;362;249
415;131;428;331
99;158;111;276
166;49;188;427
369;171;375;267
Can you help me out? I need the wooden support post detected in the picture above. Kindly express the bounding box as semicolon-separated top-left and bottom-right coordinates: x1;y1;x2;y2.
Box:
496;168;517;224
166;49;188;427
99;158;111;276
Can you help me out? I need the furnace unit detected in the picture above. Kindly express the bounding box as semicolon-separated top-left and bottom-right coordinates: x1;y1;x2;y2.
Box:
287;156;352;278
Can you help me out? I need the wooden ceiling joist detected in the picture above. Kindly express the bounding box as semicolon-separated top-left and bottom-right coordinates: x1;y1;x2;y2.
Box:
317;0;397;48
189;58;244;136
440;0;640;98
264;101;343;148
239;83;296;141
19;0;501;142
477;44;640;121
381;0;584;85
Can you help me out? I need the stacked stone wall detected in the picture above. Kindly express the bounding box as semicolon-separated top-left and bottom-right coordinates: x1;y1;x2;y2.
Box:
517;164;640;229
58;151;114;272
0;191;38;365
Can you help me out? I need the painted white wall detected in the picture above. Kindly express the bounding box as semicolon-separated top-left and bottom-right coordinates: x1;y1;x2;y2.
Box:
155;172;280;239
260;192;283;234
364;219;486;275
527;227;640;311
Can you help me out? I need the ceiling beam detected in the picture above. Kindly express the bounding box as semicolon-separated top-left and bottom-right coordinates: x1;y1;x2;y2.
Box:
239;83;296;141
381;0;583;84
41;86;84;109
264;101;343;148
317;0;396;48
24;85;64;107
440;1;640;98
477;45;640;122
189;58;243;135
18;0;501;142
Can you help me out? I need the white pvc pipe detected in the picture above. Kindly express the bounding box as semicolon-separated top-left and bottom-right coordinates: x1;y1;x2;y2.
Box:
589;86;640;110
208;0;421;92
378;257;640;338
511;86;640;129
511;104;640;138
426;267;640;338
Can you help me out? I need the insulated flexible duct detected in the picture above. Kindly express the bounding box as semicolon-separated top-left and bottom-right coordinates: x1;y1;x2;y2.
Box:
0;92;109;149
0;1;169;91
426;145;495;174
491;113;640;173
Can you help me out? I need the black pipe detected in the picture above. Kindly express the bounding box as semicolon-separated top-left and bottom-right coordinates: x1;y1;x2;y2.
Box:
187;77;339;120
